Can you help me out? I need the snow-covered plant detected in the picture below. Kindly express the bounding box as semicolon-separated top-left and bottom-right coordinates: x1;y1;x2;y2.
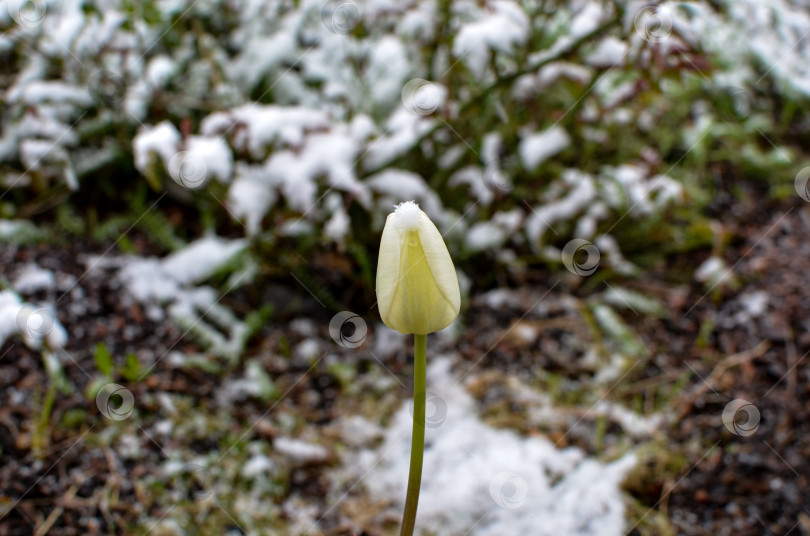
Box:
1;0;807;288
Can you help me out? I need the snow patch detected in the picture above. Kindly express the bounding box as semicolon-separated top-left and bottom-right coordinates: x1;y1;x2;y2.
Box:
452;0;530;78
348;358;637;535
184;136;233;184
519;125;571;170
275;437;329;464
525;170;596;247
391;200;424;230
367;169;447;227
695;256;733;288
162;236;246;286
115;236;249;357
13;264;55;293
200;104;329;159
0;291;67;350
586;37;628;68
466;209;522;252
133;121;181;172
227;164;276;235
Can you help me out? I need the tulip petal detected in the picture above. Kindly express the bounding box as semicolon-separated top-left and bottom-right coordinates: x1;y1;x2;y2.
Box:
414;211;460;319
376;212;402;327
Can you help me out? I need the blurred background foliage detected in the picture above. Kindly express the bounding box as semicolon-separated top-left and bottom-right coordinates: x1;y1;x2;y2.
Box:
1;0;808;315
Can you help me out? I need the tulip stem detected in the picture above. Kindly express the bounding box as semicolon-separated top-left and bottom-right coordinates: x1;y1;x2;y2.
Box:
400;333;427;536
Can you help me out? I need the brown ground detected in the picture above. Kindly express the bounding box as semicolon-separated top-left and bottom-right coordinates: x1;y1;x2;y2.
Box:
1;199;808;535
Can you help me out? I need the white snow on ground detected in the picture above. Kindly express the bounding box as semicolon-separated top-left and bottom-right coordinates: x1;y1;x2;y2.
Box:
294;338;321;363
275;437;330;464
0;292;22;348
133;123;233;188
263;123;372;212
371;323;407;359
161;236;246;285
0;291;67;350
601;286;665;316
347;358;636;536
324;194;351;244
519;125;571;170
479;288;525;309
653;0;810;98
740;290;768;318
524;163;682;251
595;234;640;277
694;256;733;288
514;62;593;98
449;166;495;207
145;55;177;88
12;263;55;293
0;220;41;240
226;30;297;92
592;401;664;439
242;448;276;479
218;359;276;407
112;236;249;358
724;290;770;329
118;235;246;304
601;165;683;216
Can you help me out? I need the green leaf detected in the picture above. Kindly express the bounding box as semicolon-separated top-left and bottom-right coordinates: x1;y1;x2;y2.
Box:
328;361;356;389
94;342;114;376
121;352;146;382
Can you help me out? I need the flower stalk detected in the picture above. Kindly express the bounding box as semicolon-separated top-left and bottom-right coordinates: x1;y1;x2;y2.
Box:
375;201;460;536
400;333;426;536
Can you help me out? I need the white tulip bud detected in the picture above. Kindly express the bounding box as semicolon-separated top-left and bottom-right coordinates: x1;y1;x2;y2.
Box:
376;201;460;335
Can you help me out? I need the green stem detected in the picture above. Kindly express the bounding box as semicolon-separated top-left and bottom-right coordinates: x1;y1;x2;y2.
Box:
400;333;427;536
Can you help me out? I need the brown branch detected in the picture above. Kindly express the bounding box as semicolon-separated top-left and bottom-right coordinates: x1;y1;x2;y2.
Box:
675;340;771;421
33;484;80;536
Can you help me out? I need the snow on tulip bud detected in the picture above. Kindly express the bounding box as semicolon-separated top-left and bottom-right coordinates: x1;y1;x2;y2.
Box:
376;201;460;335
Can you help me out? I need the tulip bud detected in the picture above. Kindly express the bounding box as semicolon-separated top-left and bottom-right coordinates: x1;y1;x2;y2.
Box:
376;201;461;335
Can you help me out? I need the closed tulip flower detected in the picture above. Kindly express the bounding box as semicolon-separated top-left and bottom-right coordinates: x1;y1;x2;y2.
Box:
375;200;461;536
376;201;460;335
